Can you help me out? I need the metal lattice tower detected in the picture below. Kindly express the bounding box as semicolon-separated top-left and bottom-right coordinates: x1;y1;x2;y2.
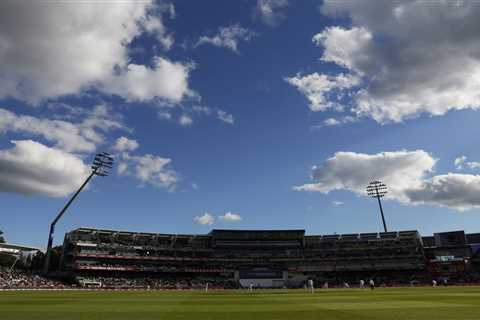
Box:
43;152;114;274
366;180;388;232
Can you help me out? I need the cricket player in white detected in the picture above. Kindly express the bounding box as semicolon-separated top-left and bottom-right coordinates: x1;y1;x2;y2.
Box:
359;279;365;289
307;279;314;294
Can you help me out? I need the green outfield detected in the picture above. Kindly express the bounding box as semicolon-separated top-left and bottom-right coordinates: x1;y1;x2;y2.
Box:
1;287;480;320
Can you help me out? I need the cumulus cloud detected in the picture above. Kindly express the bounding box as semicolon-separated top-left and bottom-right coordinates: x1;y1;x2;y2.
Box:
454;156;467;169
0;1;192;103
322;116;357;127
295;149;480;211
467;162;480;169
157;105;235;126
117;153;178;190
178;114;193;127
196;24;257;53
0;106;124;153
218;212;242;222
157;111;173;120
454;155;480;170
216;110;235;124
312;26;372;72
286;73;360;112
288;1;480;123
0;140;90;197
190;105;235;125
294;150;436;202
0;106;180;197
100;57;194;103
194;212;242;225
323;118;341;126
254;0;289;27
114;137;139;152
117;162;129;175
194;213;215;226
406;174;480;211
141;10;175;50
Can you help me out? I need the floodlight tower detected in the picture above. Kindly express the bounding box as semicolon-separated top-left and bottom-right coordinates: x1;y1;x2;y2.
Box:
366;180;388;233
43;152;114;275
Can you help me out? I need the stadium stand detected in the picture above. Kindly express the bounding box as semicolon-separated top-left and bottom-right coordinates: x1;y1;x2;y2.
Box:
2;228;480;289
422;231;478;282
59;228;429;288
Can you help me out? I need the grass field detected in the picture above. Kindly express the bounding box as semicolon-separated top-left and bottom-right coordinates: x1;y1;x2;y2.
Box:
2;287;480;320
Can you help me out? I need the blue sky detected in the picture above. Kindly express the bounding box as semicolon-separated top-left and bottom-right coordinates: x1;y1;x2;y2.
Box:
2;0;480;247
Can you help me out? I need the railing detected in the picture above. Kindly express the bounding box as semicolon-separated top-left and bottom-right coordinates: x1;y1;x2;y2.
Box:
74;264;231;273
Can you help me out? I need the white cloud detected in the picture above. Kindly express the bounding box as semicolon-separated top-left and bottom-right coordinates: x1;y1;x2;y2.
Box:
322;116;357;127
0;1;192;103
406;174;480;211
332;201;344;206
192;105;213;115
118;153;178;190
164;3;176;19
179;114;193;127
254;0;289;27
294;150;436;203
100;57;194;103
454;156;467;169
312;26;372;72
285;73;360;112
196;24;256;53
0;106;124;153
141;13;174;50
289;1;480;123
295;149;480;211
117;162;129;175
467;162;480;169
194;213;215;225
191;105;235;125
114;137;139;152
454;155;480;170
218;212;242;222
323;118;340;126
0;140;89;197
216;110;235;124
194;211;242;225
158;105;234;126
157;111;173;120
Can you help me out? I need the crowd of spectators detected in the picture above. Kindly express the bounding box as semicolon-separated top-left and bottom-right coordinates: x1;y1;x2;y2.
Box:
1;267;239;290
77;275;239;290
0;270;67;289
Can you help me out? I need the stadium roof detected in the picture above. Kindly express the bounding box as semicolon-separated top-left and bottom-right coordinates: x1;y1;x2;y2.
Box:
0;243;40;254
210;229;306;233
72;227;307;237
210;229;306;241
68;227;443;240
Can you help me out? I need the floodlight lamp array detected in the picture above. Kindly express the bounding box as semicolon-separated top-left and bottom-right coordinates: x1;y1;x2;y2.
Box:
366;180;388;198
91;152;114;177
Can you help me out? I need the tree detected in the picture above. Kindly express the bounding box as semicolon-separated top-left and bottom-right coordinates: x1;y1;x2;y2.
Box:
30;251;45;272
48;246;63;272
0;230;5;243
